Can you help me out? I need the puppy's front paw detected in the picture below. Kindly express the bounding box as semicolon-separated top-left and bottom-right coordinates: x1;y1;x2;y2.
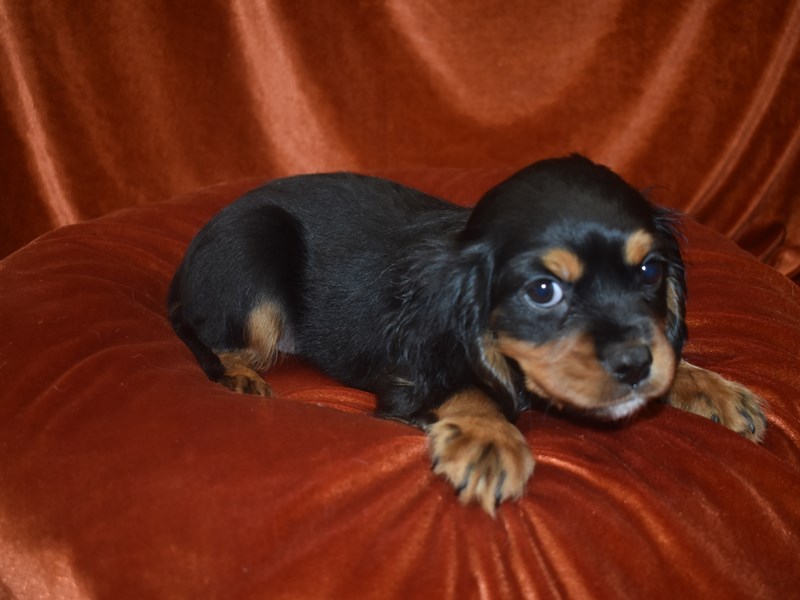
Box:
427;415;534;516
666;361;766;442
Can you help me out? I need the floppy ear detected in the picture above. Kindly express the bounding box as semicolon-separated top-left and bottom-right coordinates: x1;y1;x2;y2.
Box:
654;208;687;355
389;241;521;420
458;247;522;421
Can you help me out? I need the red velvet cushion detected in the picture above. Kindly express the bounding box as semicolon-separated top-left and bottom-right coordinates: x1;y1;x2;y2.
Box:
1;170;799;598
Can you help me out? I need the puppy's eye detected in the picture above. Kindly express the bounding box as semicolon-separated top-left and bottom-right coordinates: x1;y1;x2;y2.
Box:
525;278;564;308
640;258;665;286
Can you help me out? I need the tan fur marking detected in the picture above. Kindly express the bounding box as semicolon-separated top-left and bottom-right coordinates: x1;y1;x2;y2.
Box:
246;302;284;370
480;332;513;386
541;248;584;282
496;334;609;409
624;229;655;266
435;388;505;420
427;389;534;516
665;360;766;442
496;327;676;415
666;276;682;320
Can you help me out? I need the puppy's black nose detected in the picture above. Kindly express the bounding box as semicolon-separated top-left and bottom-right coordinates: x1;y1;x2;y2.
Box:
605;344;652;387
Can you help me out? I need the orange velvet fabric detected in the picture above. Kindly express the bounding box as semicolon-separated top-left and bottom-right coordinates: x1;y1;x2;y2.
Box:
0;169;799;598
1;1;799;279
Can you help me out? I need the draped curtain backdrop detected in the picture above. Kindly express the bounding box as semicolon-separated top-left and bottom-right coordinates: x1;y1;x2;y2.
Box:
1;1;799;279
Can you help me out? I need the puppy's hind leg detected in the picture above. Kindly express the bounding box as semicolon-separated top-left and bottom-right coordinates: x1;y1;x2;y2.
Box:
215;302;286;397
169;293;285;397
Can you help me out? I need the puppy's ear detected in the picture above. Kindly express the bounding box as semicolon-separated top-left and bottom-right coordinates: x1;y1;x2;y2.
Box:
654;208;687;354
456;248;521;421
390;241;520;420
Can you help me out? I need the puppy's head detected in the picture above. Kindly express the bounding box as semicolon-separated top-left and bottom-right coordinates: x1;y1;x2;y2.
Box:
464;155;686;420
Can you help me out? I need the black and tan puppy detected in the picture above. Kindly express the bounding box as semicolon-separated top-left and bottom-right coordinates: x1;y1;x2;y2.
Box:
168;155;766;515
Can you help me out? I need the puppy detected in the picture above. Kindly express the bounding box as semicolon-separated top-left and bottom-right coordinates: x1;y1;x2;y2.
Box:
168;155;766;515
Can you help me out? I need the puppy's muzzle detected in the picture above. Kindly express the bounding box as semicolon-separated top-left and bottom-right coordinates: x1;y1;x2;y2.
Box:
496;325;676;420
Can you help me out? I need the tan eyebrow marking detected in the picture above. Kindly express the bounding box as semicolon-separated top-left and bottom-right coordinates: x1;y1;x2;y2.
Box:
541;248;584;282
624;229;655;266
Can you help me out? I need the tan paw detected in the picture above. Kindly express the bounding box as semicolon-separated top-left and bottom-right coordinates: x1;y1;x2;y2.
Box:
219;364;272;397
427;415;534;516
666;361;766;442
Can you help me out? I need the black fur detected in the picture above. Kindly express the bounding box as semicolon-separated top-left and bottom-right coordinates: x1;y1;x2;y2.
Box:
168;155;686;425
